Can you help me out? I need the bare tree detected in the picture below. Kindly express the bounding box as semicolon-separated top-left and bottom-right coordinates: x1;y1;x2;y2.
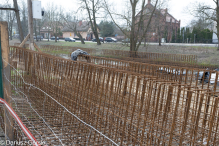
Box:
62;12;86;44
104;0;159;52
20;1;28;38
191;1;218;50
79;0;101;45
45;3;63;42
4;4;16;40
0;0;24;42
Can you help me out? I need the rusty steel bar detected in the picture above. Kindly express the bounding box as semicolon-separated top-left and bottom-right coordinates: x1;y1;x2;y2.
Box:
76;54;219;91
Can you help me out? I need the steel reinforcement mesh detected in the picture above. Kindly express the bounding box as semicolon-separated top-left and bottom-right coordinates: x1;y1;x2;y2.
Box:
76;54;219;92
2;46;218;145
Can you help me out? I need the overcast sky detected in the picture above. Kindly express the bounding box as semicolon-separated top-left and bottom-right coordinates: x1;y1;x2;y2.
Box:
3;0;215;27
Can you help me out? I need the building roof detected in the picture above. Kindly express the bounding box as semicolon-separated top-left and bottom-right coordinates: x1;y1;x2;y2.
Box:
137;1;180;24
62;21;90;32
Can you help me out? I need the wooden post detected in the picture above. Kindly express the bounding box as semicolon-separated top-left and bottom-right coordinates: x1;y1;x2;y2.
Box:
19;34;30;48
13;0;24;42
27;0;34;50
0;27;4;100
0;22;14;142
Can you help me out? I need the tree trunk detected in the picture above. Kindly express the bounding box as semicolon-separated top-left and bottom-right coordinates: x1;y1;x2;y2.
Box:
217;34;219;50
130;1;136;52
159;37;161;46
84;0;101;45
14;0;24;42
77;32;85;44
158;26;162;46
73;26;85;44
48;31;49;41
92;1;100;45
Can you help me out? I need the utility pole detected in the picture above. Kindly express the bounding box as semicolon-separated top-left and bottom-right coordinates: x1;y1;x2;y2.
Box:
27;0;34;50
13;0;24;42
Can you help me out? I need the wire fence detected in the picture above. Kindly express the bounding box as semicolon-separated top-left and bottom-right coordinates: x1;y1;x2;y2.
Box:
0;46;218;145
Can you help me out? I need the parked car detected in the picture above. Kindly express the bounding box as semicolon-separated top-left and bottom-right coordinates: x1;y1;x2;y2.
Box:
122;38;130;43
51;36;59;40
74;38;85;41
92;37;104;42
35;35;43;40
65;37;76;42
105;37;117;42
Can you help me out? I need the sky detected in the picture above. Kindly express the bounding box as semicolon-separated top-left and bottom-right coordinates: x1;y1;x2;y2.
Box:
3;0;216;27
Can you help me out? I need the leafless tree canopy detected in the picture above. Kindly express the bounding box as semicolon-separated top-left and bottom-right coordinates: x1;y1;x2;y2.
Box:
61;12;87;44
191;1;219;50
79;0;103;45
44;3;64;42
104;0;159;52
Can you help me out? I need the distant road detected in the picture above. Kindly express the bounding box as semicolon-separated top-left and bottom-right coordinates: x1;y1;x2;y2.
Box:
42;39;218;47
147;42;218;47
44;39;96;43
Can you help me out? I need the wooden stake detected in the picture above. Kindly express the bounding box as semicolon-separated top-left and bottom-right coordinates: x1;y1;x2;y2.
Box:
34;43;42;52
19;34;30;48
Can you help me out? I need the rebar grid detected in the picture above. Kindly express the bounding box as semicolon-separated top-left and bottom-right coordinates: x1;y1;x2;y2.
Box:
76;54;219;92
2;46;218;145
100;49;197;64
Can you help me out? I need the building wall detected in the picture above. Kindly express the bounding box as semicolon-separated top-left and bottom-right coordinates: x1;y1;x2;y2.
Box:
136;4;180;43
63;32;75;38
80;32;89;39
62;27;100;40
63;31;93;40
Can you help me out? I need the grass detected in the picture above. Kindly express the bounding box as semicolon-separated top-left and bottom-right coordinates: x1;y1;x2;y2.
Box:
10;39;219;65
46;50;70;55
36;41;130;51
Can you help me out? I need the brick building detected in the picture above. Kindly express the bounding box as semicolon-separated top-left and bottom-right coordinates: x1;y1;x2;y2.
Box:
136;0;180;42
